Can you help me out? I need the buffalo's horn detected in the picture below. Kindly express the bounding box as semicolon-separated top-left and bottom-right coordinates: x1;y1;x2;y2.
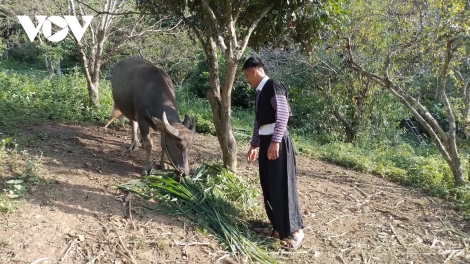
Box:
162;111;179;138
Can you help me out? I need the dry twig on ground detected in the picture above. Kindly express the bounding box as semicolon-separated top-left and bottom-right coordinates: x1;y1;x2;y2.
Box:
60;237;78;263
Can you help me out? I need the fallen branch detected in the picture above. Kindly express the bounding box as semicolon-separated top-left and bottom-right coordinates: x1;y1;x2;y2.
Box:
395;200;405;207
279;250;309;255
438;218;470;238
329;232;347;239
390;224;405;247
368;191;383;198
430;237;440;248
128;196;136;230
352;184;368;197
60;237;78;263
336;255;346;264
361;252;371;264
375;207;410;221
144;219;153;226
326;215;352;225
117;248;137;264
216;254;230;262
31;257;49;264
115;230;137;264
443;249;465;263
176;242;211;246
85;251;106;264
313;189;329;196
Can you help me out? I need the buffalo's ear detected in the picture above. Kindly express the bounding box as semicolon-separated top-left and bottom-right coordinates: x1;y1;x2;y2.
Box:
182;114;191;129
152;112;179;138
183;114;196;133
151;117;164;131
190;118;196;134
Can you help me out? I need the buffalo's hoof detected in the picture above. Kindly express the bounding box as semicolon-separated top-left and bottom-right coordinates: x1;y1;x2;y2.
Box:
141;167;157;175
128;142;140;152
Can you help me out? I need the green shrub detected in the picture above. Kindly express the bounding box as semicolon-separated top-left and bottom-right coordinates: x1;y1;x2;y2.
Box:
0;138;45;213
0;69;114;132
185;52;255;109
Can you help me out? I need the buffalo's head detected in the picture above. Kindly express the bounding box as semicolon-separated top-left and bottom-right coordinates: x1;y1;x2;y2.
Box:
152;112;196;176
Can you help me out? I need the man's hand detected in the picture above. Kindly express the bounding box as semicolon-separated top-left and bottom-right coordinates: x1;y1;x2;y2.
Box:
246;146;258;163
267;142;280;160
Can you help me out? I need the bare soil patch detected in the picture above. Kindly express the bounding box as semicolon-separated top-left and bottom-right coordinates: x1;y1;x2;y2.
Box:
1;121;469;263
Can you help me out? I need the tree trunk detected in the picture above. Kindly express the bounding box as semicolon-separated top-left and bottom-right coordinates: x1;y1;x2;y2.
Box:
87;81;100;107
44;57;53;79
447;145;465;186
332;110;357;142
204;38;238;170
207;96;238;170
437;39;465;186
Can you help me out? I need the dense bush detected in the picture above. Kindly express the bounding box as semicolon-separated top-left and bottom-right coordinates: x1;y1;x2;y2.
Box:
185;52;256;110
0;69;113;131
6;41;42;64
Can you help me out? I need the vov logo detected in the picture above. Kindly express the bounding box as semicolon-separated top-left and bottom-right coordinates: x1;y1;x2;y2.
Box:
17;16;94;42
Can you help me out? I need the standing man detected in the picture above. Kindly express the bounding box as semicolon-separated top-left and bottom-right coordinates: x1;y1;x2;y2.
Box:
243;57;304;250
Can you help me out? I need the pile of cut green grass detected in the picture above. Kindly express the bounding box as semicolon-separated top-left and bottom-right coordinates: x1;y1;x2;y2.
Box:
118;164;274;263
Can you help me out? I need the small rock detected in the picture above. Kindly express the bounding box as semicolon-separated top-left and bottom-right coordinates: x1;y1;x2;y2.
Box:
78;235;85;242
85;162;92;166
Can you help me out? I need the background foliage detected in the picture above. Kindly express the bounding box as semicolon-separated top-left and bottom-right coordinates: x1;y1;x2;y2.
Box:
0;0;469;216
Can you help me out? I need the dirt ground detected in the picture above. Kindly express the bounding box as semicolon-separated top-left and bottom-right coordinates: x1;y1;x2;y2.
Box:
1;121;469;264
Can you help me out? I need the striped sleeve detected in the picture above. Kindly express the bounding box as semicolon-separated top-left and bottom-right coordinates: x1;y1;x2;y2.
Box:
271;95;289;143
250;118;260;147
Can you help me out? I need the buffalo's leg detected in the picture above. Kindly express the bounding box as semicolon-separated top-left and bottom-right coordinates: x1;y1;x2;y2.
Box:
117;115;126;129
104;105;126;130
139;122;154;175
160;133;170;170
128;121;140;151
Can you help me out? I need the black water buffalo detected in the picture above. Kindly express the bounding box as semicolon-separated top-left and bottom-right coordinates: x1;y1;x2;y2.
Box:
111;57;196;175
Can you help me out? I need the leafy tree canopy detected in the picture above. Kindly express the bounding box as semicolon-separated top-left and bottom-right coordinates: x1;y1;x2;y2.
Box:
137;0;347;53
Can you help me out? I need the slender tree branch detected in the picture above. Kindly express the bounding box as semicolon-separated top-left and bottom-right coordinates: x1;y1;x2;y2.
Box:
383;49;449;144
225;0;237;57
437;38;457;136
159;0;207;47
238;3;274;58
75;0;149;16
233;4;241;24
201;0;227;53
463;77;470;125
67;0;76;15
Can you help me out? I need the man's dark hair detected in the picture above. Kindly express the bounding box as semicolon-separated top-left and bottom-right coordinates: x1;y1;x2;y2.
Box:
242;57;264;70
